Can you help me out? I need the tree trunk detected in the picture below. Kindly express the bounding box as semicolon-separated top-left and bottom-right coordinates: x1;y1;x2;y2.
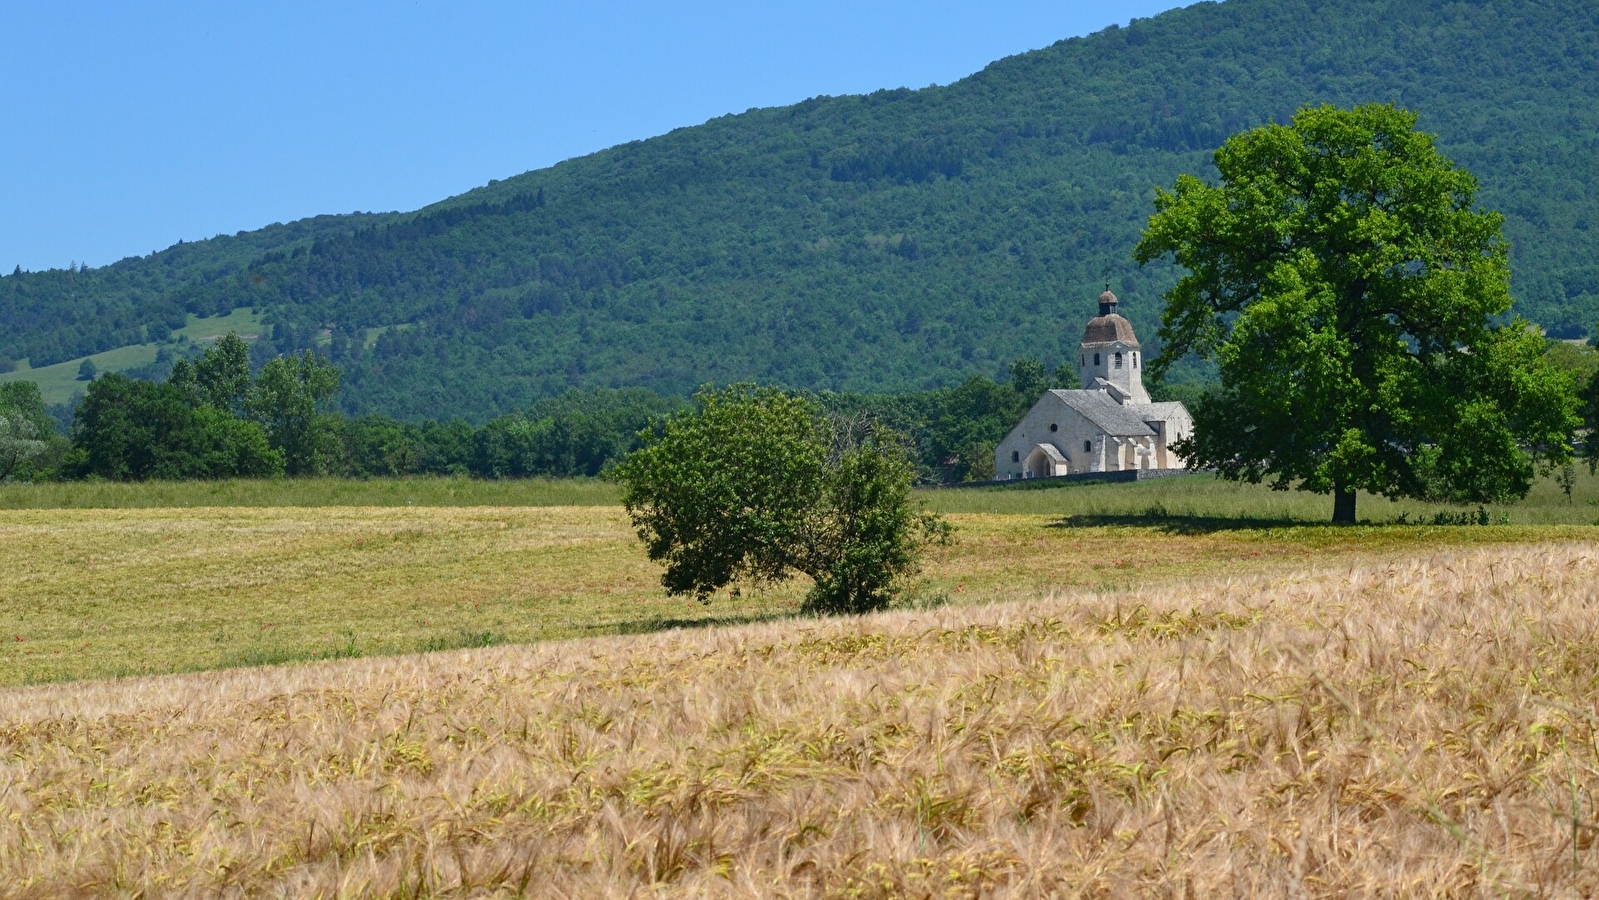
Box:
1333;487;1356;525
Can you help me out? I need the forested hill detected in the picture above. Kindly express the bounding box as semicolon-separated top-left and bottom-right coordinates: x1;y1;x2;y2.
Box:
4;0;1597;422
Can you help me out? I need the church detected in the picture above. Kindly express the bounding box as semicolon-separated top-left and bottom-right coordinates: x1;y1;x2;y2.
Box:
993;290;1193;479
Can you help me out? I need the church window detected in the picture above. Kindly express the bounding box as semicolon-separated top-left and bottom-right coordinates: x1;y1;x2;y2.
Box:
1133;352;1139;368
1093;353;1100;366
1115;351;1123;369
1011;450;1019;463
1049;423;1058;432
1084;440;1092;453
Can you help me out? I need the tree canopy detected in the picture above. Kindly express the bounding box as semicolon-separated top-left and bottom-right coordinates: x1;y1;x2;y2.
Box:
170;333;252;414
610;385;948;614
69;374;283;480
1136;104;1580;522
0;382;50;481
246;351;342;475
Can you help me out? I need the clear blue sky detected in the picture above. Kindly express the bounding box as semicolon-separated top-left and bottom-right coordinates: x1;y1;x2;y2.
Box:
3;2;1189;272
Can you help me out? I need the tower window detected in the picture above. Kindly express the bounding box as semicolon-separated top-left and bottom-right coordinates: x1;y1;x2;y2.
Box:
1093;353;1100;366
1084;440;1092;453
1115;352;1123;369
1080;355;1085;367
1049;423;1058;432
1133;352;1139;368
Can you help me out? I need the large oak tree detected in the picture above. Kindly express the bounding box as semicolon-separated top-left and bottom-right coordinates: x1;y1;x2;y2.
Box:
1136;104;1578;523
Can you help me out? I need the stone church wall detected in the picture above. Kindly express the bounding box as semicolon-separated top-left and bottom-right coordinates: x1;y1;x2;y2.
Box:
994;398;1110;479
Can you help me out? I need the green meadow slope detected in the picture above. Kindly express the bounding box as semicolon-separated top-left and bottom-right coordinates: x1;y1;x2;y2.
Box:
3;0;1596;420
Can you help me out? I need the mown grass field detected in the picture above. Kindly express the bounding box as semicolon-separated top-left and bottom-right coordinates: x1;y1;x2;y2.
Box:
6;542;1599;895
3;472;1598;686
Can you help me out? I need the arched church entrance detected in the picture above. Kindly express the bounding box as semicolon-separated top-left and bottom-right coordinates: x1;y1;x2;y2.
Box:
1025;444;1066;478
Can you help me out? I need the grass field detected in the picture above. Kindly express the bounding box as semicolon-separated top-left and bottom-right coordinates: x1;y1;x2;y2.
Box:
3;472;1598;687
926;467;1599;525
5;542;1599;895
0;306;264;405
5;468;1599;521
0;475;621;510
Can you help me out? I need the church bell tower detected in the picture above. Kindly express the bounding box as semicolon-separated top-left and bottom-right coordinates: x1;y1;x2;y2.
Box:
1077;289;1150;405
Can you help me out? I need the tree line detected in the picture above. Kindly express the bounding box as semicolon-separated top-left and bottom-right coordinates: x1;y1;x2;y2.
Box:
0;332;1178;485
2;333;1596;492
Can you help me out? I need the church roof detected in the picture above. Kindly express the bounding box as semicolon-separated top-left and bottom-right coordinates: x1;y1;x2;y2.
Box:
1137;402;1189;422
1049;390;1156;437
1081;313;1140;346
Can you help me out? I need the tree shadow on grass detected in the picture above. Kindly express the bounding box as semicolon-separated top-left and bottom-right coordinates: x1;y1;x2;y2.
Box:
1047;511;1314;535
602;609;803;637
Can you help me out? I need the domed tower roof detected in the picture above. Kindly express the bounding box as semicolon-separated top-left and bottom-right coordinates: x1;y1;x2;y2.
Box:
1081;290;1140;347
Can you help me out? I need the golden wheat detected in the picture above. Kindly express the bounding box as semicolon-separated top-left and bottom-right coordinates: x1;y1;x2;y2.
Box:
5;542;1599;897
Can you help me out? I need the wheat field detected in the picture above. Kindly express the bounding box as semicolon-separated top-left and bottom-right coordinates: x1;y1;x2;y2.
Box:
6;541;1599;897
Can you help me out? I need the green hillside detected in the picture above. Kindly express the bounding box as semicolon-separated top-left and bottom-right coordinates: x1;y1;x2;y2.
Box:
0;307;264;406
3;0;1596;421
